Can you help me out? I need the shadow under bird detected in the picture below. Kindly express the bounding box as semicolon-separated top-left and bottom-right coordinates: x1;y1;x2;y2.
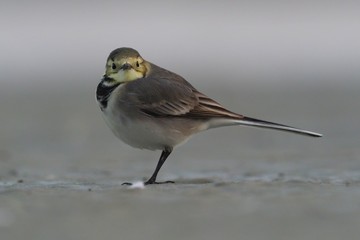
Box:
96;47;322;185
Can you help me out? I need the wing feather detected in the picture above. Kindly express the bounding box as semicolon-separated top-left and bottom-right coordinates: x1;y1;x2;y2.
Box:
187;91;243;119
121;64;244;120
122;76;198;117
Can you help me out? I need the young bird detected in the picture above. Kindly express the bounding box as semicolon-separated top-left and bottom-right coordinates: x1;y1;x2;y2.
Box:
96;47;322;185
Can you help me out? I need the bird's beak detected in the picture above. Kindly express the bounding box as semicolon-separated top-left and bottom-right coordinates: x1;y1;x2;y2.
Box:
120;63;132;70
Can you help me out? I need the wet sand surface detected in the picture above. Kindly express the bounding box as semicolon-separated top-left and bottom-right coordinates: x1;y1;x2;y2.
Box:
1;82;360;239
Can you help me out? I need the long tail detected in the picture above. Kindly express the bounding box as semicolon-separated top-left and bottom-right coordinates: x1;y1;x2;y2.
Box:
193;91;322;137
234;116;322;137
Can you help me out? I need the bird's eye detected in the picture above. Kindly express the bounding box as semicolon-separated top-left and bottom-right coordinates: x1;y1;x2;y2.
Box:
111;63;116;70
136;61;140;68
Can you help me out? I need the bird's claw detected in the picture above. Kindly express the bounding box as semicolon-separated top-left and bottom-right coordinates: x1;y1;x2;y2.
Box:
145;180;175;185
122;180;174;186
121;182;133;186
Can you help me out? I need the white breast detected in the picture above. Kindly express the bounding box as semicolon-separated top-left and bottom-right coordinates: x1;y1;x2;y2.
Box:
99;85;201;150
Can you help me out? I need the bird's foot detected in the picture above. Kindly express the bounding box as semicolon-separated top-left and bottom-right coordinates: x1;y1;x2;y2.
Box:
121;180;174;186
121;182;133;186
145;180;175;185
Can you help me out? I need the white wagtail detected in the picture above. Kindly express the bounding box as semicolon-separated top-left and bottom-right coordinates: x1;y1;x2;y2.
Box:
96;47;322;185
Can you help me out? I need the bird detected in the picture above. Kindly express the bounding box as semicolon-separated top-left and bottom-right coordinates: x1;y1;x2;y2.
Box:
96;47;322;185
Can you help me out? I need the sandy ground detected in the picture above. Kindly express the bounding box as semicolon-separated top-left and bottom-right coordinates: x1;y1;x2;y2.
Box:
1;82;360;240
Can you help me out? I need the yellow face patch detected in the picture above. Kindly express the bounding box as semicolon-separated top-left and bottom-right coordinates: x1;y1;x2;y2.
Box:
107;68;144;83
105;57;148;83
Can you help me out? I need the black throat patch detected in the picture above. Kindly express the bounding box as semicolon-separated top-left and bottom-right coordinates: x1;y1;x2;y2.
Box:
96;77;121;110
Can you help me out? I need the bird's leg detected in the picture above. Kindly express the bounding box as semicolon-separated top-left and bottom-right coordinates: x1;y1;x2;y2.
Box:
121;147;174;186
145;147;174;185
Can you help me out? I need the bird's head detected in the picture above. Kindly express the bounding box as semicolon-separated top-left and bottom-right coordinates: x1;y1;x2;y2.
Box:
104;48;149;84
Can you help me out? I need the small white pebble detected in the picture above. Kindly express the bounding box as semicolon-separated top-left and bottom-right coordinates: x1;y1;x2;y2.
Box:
128;181;145;189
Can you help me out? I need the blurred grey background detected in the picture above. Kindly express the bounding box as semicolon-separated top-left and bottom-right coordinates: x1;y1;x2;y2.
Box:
1;0;359;87
1;1;360;240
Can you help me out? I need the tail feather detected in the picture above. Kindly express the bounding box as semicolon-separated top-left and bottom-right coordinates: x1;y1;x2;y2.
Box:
236;116;323;137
